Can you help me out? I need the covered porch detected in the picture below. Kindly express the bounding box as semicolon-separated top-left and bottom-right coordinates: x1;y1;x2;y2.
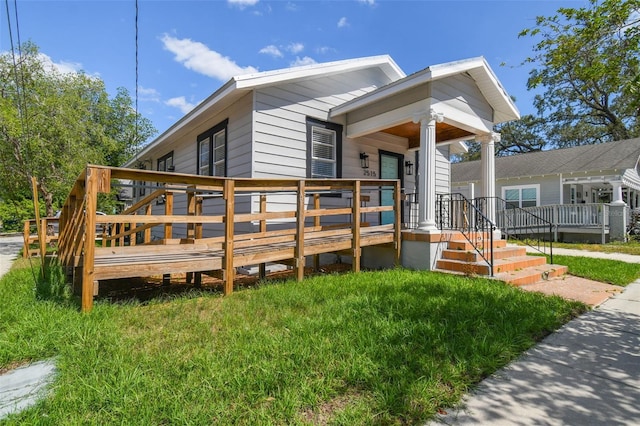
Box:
330;57;520;270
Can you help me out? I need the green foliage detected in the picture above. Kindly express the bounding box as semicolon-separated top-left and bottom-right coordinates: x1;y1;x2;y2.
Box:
0;197;43;232
0;42;155;216
0;266;586;424
520;0;640;147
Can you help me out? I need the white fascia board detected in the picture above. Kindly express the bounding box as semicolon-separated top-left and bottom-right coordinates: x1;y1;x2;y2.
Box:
331;57;488;117
332;56;520;125
234;55;405;90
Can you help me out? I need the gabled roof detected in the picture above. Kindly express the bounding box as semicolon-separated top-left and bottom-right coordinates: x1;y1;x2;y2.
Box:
330;56;520;124
452;138;640;183
128;55;405;164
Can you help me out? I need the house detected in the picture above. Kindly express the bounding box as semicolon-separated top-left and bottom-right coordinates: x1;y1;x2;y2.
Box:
451;138;640;242
124;55;520;270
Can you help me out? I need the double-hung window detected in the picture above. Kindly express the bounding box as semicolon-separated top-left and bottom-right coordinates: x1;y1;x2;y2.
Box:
503;184;539;208
197;119;228;177
157;151;174;172
306;118;342;179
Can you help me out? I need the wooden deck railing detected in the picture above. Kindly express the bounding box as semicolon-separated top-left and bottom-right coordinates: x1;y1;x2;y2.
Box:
57;165;402;312
22;217;59;259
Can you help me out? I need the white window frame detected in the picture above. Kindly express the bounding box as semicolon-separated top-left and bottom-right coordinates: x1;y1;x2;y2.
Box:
310;126;337;179
502;184;540;208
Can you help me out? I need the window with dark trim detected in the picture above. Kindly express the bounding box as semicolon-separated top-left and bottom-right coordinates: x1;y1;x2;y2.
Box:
157;151;174;172
306;118;342;179
197;119;228;176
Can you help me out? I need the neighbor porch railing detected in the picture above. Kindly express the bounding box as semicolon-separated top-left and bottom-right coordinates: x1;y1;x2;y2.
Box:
477;197;553;262
495;203;609;243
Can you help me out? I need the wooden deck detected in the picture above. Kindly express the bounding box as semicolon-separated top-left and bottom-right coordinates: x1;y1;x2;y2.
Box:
54;166;402;312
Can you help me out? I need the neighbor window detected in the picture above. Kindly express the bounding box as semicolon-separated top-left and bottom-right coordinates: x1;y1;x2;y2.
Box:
197;119;228;177
502;185;539;208
306;118;342;179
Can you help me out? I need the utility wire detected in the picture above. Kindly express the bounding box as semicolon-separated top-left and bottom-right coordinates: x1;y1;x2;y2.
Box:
4;0;38;284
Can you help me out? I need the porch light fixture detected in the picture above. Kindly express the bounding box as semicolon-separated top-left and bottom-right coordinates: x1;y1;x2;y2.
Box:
359;152;369;169
405;161;414;176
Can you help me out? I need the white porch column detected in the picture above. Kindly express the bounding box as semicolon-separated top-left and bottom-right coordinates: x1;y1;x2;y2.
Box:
413;109;443;231
611;180;626;205
478;132;500;223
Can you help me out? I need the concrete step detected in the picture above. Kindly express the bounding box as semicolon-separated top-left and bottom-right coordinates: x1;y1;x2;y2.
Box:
442;246;527;262
494;263;568;286
437;255;547;276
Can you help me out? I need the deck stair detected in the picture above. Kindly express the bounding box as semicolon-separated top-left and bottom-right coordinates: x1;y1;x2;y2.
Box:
436;232;567;286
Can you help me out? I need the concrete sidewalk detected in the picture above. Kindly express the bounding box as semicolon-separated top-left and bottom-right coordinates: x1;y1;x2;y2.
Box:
431;281;640;425
0;235;57;421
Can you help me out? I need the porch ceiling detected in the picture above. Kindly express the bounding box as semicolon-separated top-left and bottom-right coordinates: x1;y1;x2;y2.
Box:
382;121;475;149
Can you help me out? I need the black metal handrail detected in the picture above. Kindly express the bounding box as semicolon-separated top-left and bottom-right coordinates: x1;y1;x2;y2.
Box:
475;197;553;264
437;193;495;276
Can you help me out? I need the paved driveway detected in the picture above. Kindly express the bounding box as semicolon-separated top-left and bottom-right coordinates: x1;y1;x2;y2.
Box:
0;235;23;278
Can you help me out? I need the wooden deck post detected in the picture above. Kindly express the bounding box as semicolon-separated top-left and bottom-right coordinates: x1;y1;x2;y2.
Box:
144;204;152;243
223;180;235;295
23;220;30;259
295;180;306;281
164;191;174;240
313;193;321;271
82;167;98;312
394;180;401;265
259;194;267;280
352;181;361;272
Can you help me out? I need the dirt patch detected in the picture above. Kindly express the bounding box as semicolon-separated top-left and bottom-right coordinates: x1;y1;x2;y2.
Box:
96;263;353;303
301;389;370;425
518;275;623;307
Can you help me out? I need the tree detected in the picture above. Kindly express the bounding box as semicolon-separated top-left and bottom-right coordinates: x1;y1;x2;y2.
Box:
0;42;155;216
452;114;547;162
520;0;640;148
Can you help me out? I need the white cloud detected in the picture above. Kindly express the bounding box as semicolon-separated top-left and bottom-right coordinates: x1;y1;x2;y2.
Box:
337;17;348;28
259;45;283;58
139;86;160;102
165;96;197;114
161;34;258;81
287;42;304;54
316;46;335;55
228;0;259;8
358;0;375;5
290;56;316;67
37;53;83;74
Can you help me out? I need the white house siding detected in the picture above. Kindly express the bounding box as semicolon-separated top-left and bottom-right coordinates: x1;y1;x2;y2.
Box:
496;175;561;206
251;68;395;224
140;92;255;239
435;145;451;195
431;74;493;123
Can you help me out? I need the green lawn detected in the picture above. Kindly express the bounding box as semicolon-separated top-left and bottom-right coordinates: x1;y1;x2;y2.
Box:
1;260;586;424
548;254;640;286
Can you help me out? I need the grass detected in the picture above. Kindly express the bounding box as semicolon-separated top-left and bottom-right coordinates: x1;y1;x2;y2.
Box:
547;254;640;286
527;239;640;256
1;260;586;425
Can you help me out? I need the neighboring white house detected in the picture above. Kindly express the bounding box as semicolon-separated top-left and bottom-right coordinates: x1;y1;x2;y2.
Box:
451;138;640;242
125;55;520;268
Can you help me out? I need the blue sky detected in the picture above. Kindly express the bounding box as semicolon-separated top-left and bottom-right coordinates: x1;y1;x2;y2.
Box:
1;0;588;140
